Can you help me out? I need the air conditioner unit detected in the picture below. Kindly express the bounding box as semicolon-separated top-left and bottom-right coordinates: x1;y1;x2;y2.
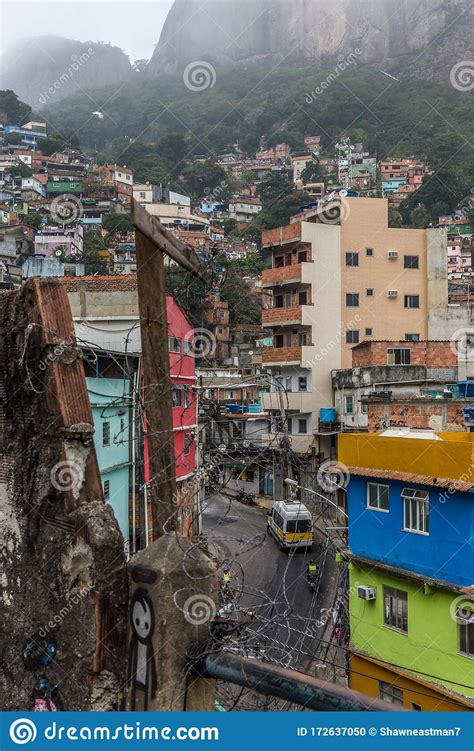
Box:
387;289;398;298
358;585;377;601
388;250;398;259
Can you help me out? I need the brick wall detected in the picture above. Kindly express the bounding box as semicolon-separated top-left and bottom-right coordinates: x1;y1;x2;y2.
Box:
262;305;302;324
262;221;302;246
262;345;302;363
368;399;466;432
352;341;457;368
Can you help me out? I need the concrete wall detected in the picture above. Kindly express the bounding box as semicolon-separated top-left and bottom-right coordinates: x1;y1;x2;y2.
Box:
340;198;429;369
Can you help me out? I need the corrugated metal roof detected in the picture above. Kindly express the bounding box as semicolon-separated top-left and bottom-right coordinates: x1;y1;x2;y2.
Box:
342;465;474;491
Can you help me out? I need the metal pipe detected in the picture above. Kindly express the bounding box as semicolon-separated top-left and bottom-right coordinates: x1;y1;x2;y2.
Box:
201;652;407;712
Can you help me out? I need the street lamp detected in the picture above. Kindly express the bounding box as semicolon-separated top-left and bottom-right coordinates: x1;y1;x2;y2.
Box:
284;478;348;519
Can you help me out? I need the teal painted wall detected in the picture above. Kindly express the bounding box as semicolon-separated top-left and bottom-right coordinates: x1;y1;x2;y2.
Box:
86;377;131;542
349;563;474;699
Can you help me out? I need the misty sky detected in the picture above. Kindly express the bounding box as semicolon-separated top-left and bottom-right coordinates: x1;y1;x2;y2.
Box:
1;0;174;62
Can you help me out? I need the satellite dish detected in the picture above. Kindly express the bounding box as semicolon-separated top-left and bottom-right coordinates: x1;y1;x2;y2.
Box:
218;444;227;453
243;440;250;448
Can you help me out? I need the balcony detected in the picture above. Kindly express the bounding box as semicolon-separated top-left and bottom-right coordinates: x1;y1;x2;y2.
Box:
262;343;314;366
261;264;303;287
262;390;314;413
262;305;303;327
261;221;302;248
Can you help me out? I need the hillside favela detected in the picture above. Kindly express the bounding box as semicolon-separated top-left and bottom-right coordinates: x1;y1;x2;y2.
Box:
0;0;473;742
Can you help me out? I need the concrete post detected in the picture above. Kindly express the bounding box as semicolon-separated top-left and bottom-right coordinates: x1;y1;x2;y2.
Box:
126;535;218;711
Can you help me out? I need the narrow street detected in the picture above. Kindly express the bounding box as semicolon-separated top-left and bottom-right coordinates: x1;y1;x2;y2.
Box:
203;493;340;675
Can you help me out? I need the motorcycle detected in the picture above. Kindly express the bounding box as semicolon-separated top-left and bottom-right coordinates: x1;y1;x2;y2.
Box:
307;572;318;591
237;487;255;505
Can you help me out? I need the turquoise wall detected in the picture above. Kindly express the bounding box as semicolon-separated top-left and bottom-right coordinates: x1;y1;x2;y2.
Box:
86;377;131;542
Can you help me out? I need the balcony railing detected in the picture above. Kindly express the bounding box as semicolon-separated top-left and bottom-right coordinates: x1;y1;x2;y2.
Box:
262;345;302;364
261;264;302;287
262;305;303;326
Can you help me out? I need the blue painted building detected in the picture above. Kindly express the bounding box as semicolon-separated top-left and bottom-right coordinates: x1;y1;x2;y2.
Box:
344;474;474;587
340;432;474;587
86;377;132;545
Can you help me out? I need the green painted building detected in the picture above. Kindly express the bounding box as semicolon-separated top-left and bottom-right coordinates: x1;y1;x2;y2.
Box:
349;562;474;704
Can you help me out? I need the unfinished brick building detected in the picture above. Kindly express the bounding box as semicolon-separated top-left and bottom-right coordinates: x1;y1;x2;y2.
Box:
0;279;127;711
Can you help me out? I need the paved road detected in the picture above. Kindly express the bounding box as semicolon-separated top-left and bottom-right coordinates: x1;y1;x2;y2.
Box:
203;492;336;673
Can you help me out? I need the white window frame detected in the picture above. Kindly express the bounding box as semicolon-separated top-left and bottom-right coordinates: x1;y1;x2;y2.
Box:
402;487;429;535
379;681;404;705
383;585;408;634
456;608;474;659
367;482;390;512
387;347;411;365
344;395;354;414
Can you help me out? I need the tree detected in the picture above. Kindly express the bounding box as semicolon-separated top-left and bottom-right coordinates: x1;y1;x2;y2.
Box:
6;132;22;145
0;90;31;125
300;161;325;184
102;213;133;237
37;135;69;156
181;160;227;198
80;230;109;274
409;204;430;229
256;172;293;203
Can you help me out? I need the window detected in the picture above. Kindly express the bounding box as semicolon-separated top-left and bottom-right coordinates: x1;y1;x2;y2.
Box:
245;469;255;483
168;336;181;353
172;387;183;407
345;395;354;414
103;480;110;500
404;295;420;309
367;482;389;511
287;518;312;533
366;247;374;257
387;347;411;365
298;250;307;263
346;330;360;344
275;333;291;348
365;328;373;336
361;401;368;414
384;586;408;633
184;339;194;354
285;376;292;392
411;703;422;711
297;418;307;434
346;252;359;266
298;290;308;305
232;423;243;438
298;332;308;346
404;255;419;269
379;681;404;705
184;433;192;455
457;607;474;657
183;386;190;408
366;288;374;296
102;421;110;447
346;293;359;307
298;376;308;392
402;488;429;534
405;333;420;342
274;255;284;268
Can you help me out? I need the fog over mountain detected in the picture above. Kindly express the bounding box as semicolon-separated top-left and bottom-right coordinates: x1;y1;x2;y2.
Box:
0;36;133;109
149;0;473;83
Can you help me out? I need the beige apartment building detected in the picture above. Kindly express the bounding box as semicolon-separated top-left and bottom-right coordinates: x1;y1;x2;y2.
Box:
260;196;449;472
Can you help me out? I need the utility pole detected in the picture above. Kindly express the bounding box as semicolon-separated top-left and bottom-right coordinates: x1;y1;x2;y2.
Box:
132;199;207;540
